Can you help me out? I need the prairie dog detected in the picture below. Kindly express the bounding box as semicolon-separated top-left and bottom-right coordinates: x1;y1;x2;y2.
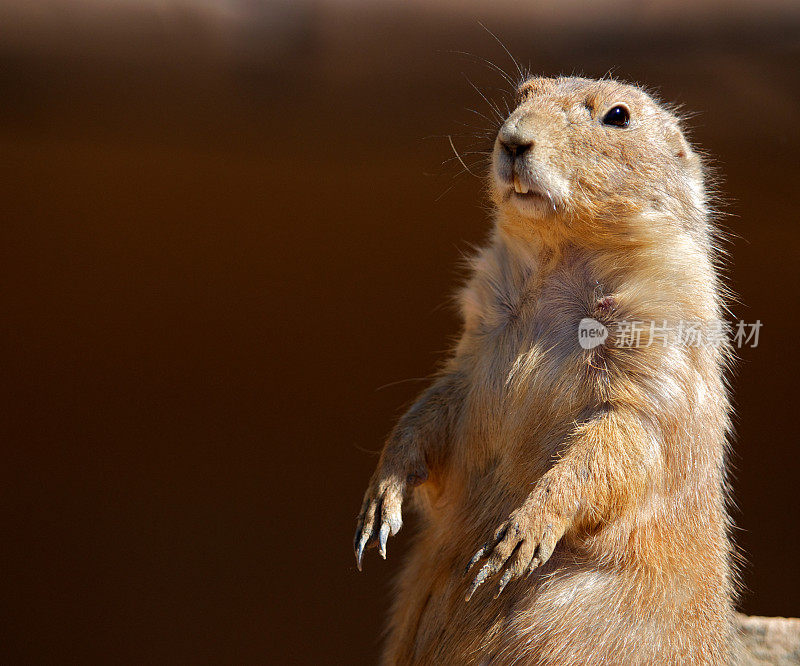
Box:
355;76;736;665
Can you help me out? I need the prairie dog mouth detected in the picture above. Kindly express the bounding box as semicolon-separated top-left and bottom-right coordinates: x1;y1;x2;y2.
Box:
512;173;546;200
513;173;530;194
496;160;564;214
506;175;558;215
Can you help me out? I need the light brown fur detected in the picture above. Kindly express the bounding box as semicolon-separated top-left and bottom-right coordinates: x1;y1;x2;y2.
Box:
355;76;737;665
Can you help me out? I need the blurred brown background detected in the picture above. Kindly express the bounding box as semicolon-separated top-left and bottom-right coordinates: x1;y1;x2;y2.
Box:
2;0;798;663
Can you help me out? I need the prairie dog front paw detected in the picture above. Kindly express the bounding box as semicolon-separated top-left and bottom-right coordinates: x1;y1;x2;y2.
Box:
354;462;428;570
465;505;566;601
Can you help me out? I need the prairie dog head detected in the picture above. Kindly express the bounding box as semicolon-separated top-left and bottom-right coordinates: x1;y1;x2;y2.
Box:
491;76;706;240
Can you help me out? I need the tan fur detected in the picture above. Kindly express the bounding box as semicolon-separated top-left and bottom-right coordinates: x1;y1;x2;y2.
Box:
355;76;736;665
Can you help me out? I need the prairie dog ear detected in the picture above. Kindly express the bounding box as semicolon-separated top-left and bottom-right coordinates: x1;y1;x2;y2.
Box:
666;121;692;160
665;119;700;167
665;121;706;210
666;121;704;180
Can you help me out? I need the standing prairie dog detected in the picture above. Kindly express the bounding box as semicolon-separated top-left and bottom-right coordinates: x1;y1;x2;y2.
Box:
355;76;736;665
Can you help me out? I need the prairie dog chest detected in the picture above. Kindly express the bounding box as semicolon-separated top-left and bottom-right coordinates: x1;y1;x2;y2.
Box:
458;246;597;372
452;244;602;460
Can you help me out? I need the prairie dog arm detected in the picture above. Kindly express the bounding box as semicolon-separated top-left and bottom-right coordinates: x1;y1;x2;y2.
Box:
354;372;463;570
466;405;656;600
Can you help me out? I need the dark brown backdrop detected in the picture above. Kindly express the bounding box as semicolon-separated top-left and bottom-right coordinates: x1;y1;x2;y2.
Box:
2;1;798;663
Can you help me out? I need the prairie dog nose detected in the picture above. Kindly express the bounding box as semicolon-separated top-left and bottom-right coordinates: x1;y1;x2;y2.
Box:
498;122;534;158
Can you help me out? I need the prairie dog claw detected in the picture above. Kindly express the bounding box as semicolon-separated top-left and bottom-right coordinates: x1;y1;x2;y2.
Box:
465;512;563;601
354;474;407;570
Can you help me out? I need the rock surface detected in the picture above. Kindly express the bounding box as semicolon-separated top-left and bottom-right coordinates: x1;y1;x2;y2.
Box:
736;614;800;665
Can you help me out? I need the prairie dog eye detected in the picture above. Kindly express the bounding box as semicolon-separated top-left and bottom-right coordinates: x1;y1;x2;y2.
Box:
602;105;630;128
